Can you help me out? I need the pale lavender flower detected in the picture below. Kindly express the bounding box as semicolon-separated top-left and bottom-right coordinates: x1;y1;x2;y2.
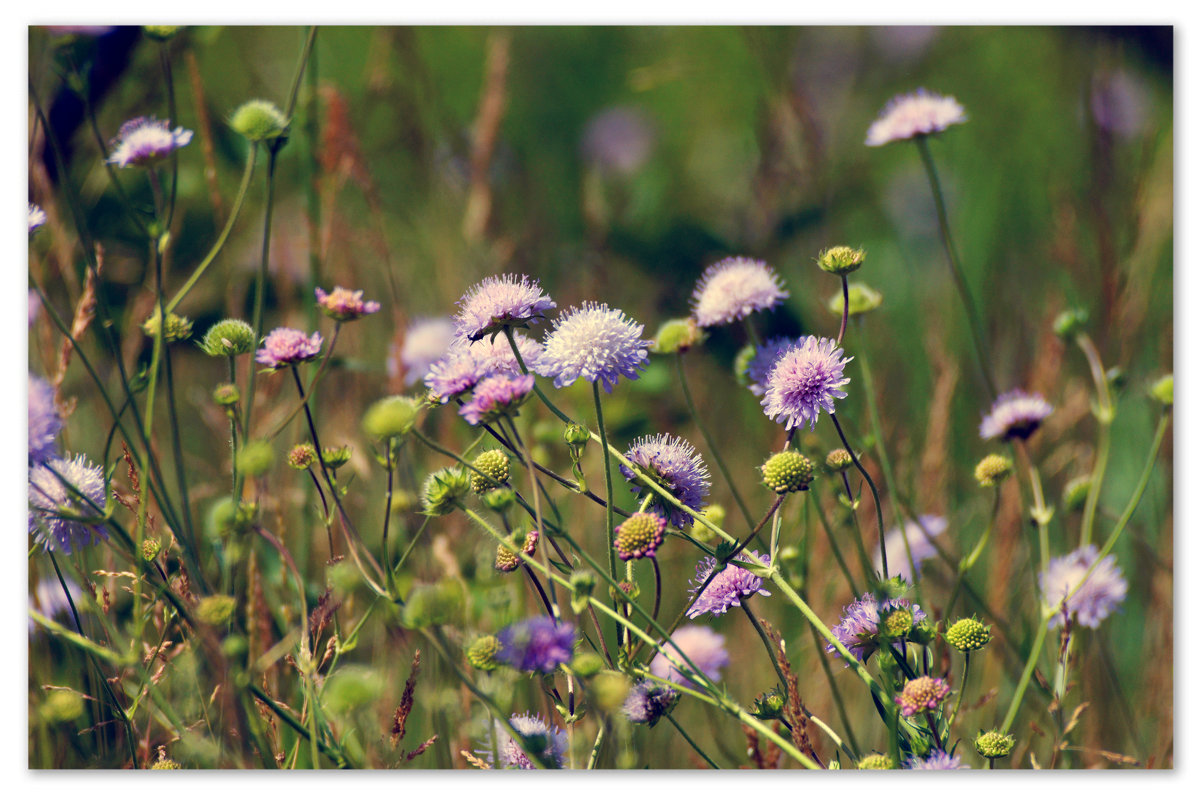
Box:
29;454;108;554
1039;545;1127;629
619;433;710;528
760;336;852;430
687;551;771;618
106;117;193;168
907;751;969;770
392;317;456;386
459;373;535;425
314;286;380;322
534;302;650;392
1092;70;1150;139
423;333;540;402
895;675;951;717
29;374;62;463
478;713;567;769
28;290;41;326
454;274;556;342
979;389;1053;441
622;679;677;725
874;515;947;582
827;593;926;663
255;327;323;370
649;625;729;688
496;616;576;673
691;257;788;328
581;106;655;176
30;576;82;634
865;89;967;147
28;203;47;234
745;337;799;396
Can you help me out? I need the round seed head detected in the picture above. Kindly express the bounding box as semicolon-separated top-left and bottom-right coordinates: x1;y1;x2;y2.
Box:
471;449;510;493
945;617;992;652
760;450;814;494
467;635;503;671
974;730;1015;759
974;454;1013;487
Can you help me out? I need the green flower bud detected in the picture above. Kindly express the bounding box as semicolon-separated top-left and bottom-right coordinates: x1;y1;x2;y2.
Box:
571;652;604;679
825;448;853;473
142;308;193;343
751;688;786;720
323;666;385;714
471;449;510;493
760;450;815;494
569;570;597;614
421;467;470;516
199;319;256;357
733;344;756;386
974;454;1013;487
236;439;275;478
817;245;866;276
828;282;883;317
1062;475;1092;512
150;756;182;770
212;383;241;408
141;537;162;561
692;504;725;543
1053;307;1089;339
881;607;914;639
974;730;1015;759
143;26;183;41
652;317;704;354
495;530;539;573
195;595;237;626
945;617;991;653
609;580;640;602
322;445;353;471
466;635;503;671
362;395;422;440
390;490;417;514
481;487;516;512
222;634;248;659
909;618;937;647
589;671;631;714
229;99;289;142
1149;374;1173;407
401;580;464;628
287;443;316;470
42;690;85;723
857;753;894;770
563;423;589;461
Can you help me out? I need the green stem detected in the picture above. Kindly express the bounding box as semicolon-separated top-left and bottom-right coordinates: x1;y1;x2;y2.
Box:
664;713;720;769
1076;333;1115;547
592;381;620;629
1000;620;1048;735
812;485;863;594
829;412;887;580
242;145;277;445
946;651;970;733
741;601;788;695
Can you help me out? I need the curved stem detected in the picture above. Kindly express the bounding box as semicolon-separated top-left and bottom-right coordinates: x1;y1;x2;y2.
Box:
829;413;887;580
592;382;620;628
1076;333;1115;547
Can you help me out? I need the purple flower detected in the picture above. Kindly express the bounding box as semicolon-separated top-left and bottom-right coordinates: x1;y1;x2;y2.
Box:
423;333;541;403
691;257;788;328
979;389;1053;441
622;679;677;725
875;515;947;582
29;375;62;463
29;203;46;234
619;433;711;528
255;327;323;370
533;302;650;392
745;337;799;396
29;454;109;554
28;290;41;327
687;551;771;618
30;575;82;634
496;616;576;673
906;750;969;770
454;274;556;342
314;286;380;322
581;106;655;176
649;625;729;688
459;373;534;425
865;89;967;147
826;593;926;663
391;317;456;386
1039;545;1127;629
895;675;951;717
106;117;193;168
478;713;567;769
760;336;852;431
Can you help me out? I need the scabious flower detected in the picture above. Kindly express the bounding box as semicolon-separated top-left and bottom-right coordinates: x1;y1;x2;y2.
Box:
619;434;710;528
29;290;41;326
874;515;947;582
581;106;655;176
106;117;193;167
459;373;535;425
895;675;951;717
496;616;576;673
827;593;926;663
533;302;650;392
314;286;380;322
613;512;667;561
423;333;541;403
691;257;788;328
649;625;729;688
687;551;771;618
30;575;82;633
865;89;967;147
29;203;47;234
744;337;799;396
477;713;567;769
29;375;62;463
391;317;456;386
1039;545;1127;629
906;750;969;770
255;327;323;370
454;274;556;342
760;336;852;431
622;679;677;725
29;454;108;554
979;389;1053;441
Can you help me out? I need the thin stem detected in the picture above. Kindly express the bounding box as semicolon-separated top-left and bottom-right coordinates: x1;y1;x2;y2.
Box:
829;413;887;579
593;381;620;629
664;713;720;769
741;601;788;695
1000;620;1048;735
585;722;607;769
812;486;863;594
837;275;849;345
242;145;277;444
946;651;970;732
1076;333;1115;547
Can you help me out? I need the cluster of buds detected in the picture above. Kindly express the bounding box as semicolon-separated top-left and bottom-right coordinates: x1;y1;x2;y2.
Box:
495;529;539;573
471;449;510;493
760;450;814;494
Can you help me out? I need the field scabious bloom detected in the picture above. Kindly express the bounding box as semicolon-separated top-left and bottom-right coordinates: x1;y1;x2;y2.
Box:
691;257;788;328
107;117;193;167
496;616;576;673
650;625;729;688
534;303;650;391
623;680;678;725
459;373;535;425
620;433;710;528
454;274;556;342
29;203;46;234
392;317;456;386
895;676;951;717
424;333;541;402
255;328;322;370
315;286;380;321
827;593;926;663
865;89;966;146
907;751;969;770
479;714;567;769
29;375;62;463
613;512;667;561
744;337;798;396
979;389;1053;440
687;551;771;618
875;515;947;581
1039;545;1128;628
29;454;108;553
760;336;852;430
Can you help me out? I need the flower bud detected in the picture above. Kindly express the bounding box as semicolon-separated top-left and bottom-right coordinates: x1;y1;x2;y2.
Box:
589;671;632;714
141;537;162;561
1149;374;1173;407
143;26;182;41
41;691;85;723
421;467;470;516
817;245;866;276
466;635;503;671
880;606;914;639
322;445;353;470
236;439;275;478
287;443;316;470
229;99;288;142
390;490;417;514
760;450;814;494
212;383;240;408
613;512;666;561
1053;307;1089;339
857;753;894;770
825;448;853;473
733;344;756;386
195;595;237;626
401;580;464;628
471;449;510;493
142;308;193;343
751;688;786;720
974;454;1013;487
652;317;704;354
1062;475;1092;512
974;730;1015;759
571;652;604;679
362;396;422;441
945;617;991;652
827;283;883;317
481;487;516;512
199;319;256;357
150;756;182;770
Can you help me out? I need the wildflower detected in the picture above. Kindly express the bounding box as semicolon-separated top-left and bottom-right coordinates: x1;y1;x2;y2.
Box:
581;106;654;176
315;286;380;322
392;317;456;386
687;551;771;618
1062;475;1092;512
760;336;852;431
236;440;275;478
827;593;927;663
828;282;883;316
613;512;667;561
481;487;516;513
906;750;969;770
478;713;567;769
255;327;322;370
826;448;853;473
420;467;470;516
199;319;256;357
622;679;678;726
467;635;503;671
875;515;947;582
895;676;951;717
28;290;41;326
28;454;108;554
751;688;786;720
974;454;1013;487
865;89;967;147
454;274;555;342
760;450;814;494
29;203;46;234
141;309;193;343
1149;374;1174;407
744;337;799;397
229;99;288;142
945;617;991;653
496;616;576;673
30;575;82;633
691;257;788;328
323;445;352;470
1039;545;1127;629
106;116;193;167
423;333;541;403
817;246;866;276
533;302;650;392
362;396;422;440
1053;308;1089;339
651;317;704;354
459;373;534;425
975;730;1015;759
979;389;1053;441
29;375;62;463
494;529;539;573
619;433;711;528
470;449;510;493
857;753;895;770
649;625;729;688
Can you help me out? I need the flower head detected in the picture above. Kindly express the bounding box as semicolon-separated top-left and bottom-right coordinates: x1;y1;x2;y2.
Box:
107;117;193;167
423;333;540;403
29;375;62;463
200;319;256;357
477;713;567;769
649;625;729;688
30;575;83;633
496;616;576;673
979;389;1053;441
1039;545;1127;629
613;512;667;561
392;317;456;386
760;336;852;431
827;593;926;663
533;302;650;392
581;106;655;176
29;454;108;554
619;433;710;528
622;679;678;726
975;730;1015;759
744;337;798;396
906;750;969;770
875;515;947;582
29;203;47;234
691;257;788;328
314;286;380;322
459;373;534;426
255;327;322;370
454;274;555;342
895;675;951;717
865;89;966;147
687;551;771;618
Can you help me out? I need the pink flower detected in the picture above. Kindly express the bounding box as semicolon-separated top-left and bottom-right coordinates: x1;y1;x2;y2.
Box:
315;286;381;322
255;327;323;369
